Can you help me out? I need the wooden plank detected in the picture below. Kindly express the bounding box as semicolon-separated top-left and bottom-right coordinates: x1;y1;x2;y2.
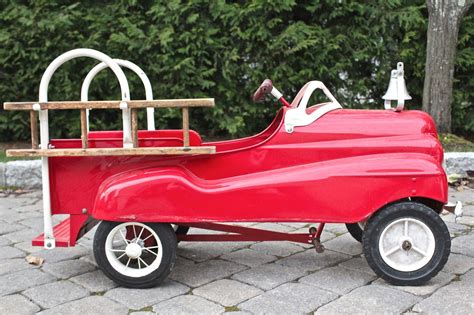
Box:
6;146;216;157
131;108;138;148
4;99;215;110
182;107;190;147
29;111;39;149
80;109;88;149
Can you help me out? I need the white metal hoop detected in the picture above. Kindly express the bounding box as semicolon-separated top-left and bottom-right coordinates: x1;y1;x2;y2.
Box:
82;59;155;131
37;48;131;249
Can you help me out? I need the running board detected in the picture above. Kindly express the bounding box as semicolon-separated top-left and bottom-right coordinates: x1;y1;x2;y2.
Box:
32;215;91;248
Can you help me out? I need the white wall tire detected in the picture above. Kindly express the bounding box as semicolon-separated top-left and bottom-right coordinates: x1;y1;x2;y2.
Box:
94;221;176;288
363;202;450;285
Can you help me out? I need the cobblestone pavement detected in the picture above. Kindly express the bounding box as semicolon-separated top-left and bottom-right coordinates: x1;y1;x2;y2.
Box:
0;188;473;314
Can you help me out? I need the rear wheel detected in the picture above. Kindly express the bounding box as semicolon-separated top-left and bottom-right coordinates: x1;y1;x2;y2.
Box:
93;221;177;288
363;202;450;285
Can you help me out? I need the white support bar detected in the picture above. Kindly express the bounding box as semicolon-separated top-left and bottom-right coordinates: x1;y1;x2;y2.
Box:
81;59;155;131
38;48;130;249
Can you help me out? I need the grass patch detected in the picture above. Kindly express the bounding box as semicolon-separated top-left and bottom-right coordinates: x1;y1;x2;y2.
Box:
0;185;21;192
128;306;153;314
224;306;240;312
439;134;474;152
0;142;39;162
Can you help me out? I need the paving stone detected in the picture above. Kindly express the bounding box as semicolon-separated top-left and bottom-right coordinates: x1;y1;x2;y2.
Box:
277;249;351;272
171;258;246;287
0;196;36;210
300;266;376;294
251;222;297;232
18;216;48;230
42;259;96;279
448;187;474;205
0;258;37;275
3;228;40;243
23;280;89;309
443;252;474;274
323;233;363;256
38;295;128;315
316;285;421;314
373;271;454;296
70;270;117;292
445;221;471;236
463;204;474;216
239;282;338;314
77;237;93;248
232;262;306;290
105;280;189;309
458;215;474;226
412;269;474;313
279;222;309;229
1;209;42;223
153;295;224;315
14;201;43;213
34;246;90;263
0;269;55;296
0;235;11;246
339;257;375;275
0;245;26;259
250;241;304;257
0;221;22;235
220;248;277;267
451;233;474;257
0;294;40;314
193;279;263;306
14;240;43;253
178;241;252;262
79;254;98;267
324;223;348;235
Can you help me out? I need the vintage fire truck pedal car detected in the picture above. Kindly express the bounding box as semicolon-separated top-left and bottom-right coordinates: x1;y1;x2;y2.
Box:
4;49;463;288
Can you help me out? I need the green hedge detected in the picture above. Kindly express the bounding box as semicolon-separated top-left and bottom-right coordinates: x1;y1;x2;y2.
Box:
0;0;472;141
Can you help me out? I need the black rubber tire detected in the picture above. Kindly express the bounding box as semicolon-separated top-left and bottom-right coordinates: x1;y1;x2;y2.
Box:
363;202;450;286
346;223;363;243
93;221;177;288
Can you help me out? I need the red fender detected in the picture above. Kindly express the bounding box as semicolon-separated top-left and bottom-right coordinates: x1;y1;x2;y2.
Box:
91;152;447;223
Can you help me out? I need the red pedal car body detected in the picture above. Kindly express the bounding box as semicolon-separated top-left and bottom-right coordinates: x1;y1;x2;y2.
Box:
4;50;461;288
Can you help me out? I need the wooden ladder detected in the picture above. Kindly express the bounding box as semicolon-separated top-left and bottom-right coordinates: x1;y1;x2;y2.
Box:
4;98;216;157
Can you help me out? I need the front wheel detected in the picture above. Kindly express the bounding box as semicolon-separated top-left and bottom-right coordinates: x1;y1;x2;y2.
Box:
93;221;177;288
363;202;450;286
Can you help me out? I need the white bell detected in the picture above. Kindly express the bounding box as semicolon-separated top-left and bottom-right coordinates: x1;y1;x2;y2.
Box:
382;62;411;111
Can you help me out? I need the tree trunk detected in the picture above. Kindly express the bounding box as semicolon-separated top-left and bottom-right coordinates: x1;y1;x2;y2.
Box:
422;0;472;133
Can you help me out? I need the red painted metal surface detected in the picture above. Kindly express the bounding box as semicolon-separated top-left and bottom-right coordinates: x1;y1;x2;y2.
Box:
42;106;447;246
32;214;89;247
176;222;315;244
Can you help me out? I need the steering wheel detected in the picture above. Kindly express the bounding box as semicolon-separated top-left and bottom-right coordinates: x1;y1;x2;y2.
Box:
252;79;273;102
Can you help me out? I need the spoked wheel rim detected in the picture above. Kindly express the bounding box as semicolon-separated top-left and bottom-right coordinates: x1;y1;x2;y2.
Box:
379;217;435;272
105;222;163;278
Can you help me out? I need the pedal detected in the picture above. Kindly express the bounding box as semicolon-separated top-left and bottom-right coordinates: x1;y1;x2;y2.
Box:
313;238;325;253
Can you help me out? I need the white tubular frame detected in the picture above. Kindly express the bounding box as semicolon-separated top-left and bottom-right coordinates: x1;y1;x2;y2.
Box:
82;59;155;131
38;48;130;249
284;81;342;133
